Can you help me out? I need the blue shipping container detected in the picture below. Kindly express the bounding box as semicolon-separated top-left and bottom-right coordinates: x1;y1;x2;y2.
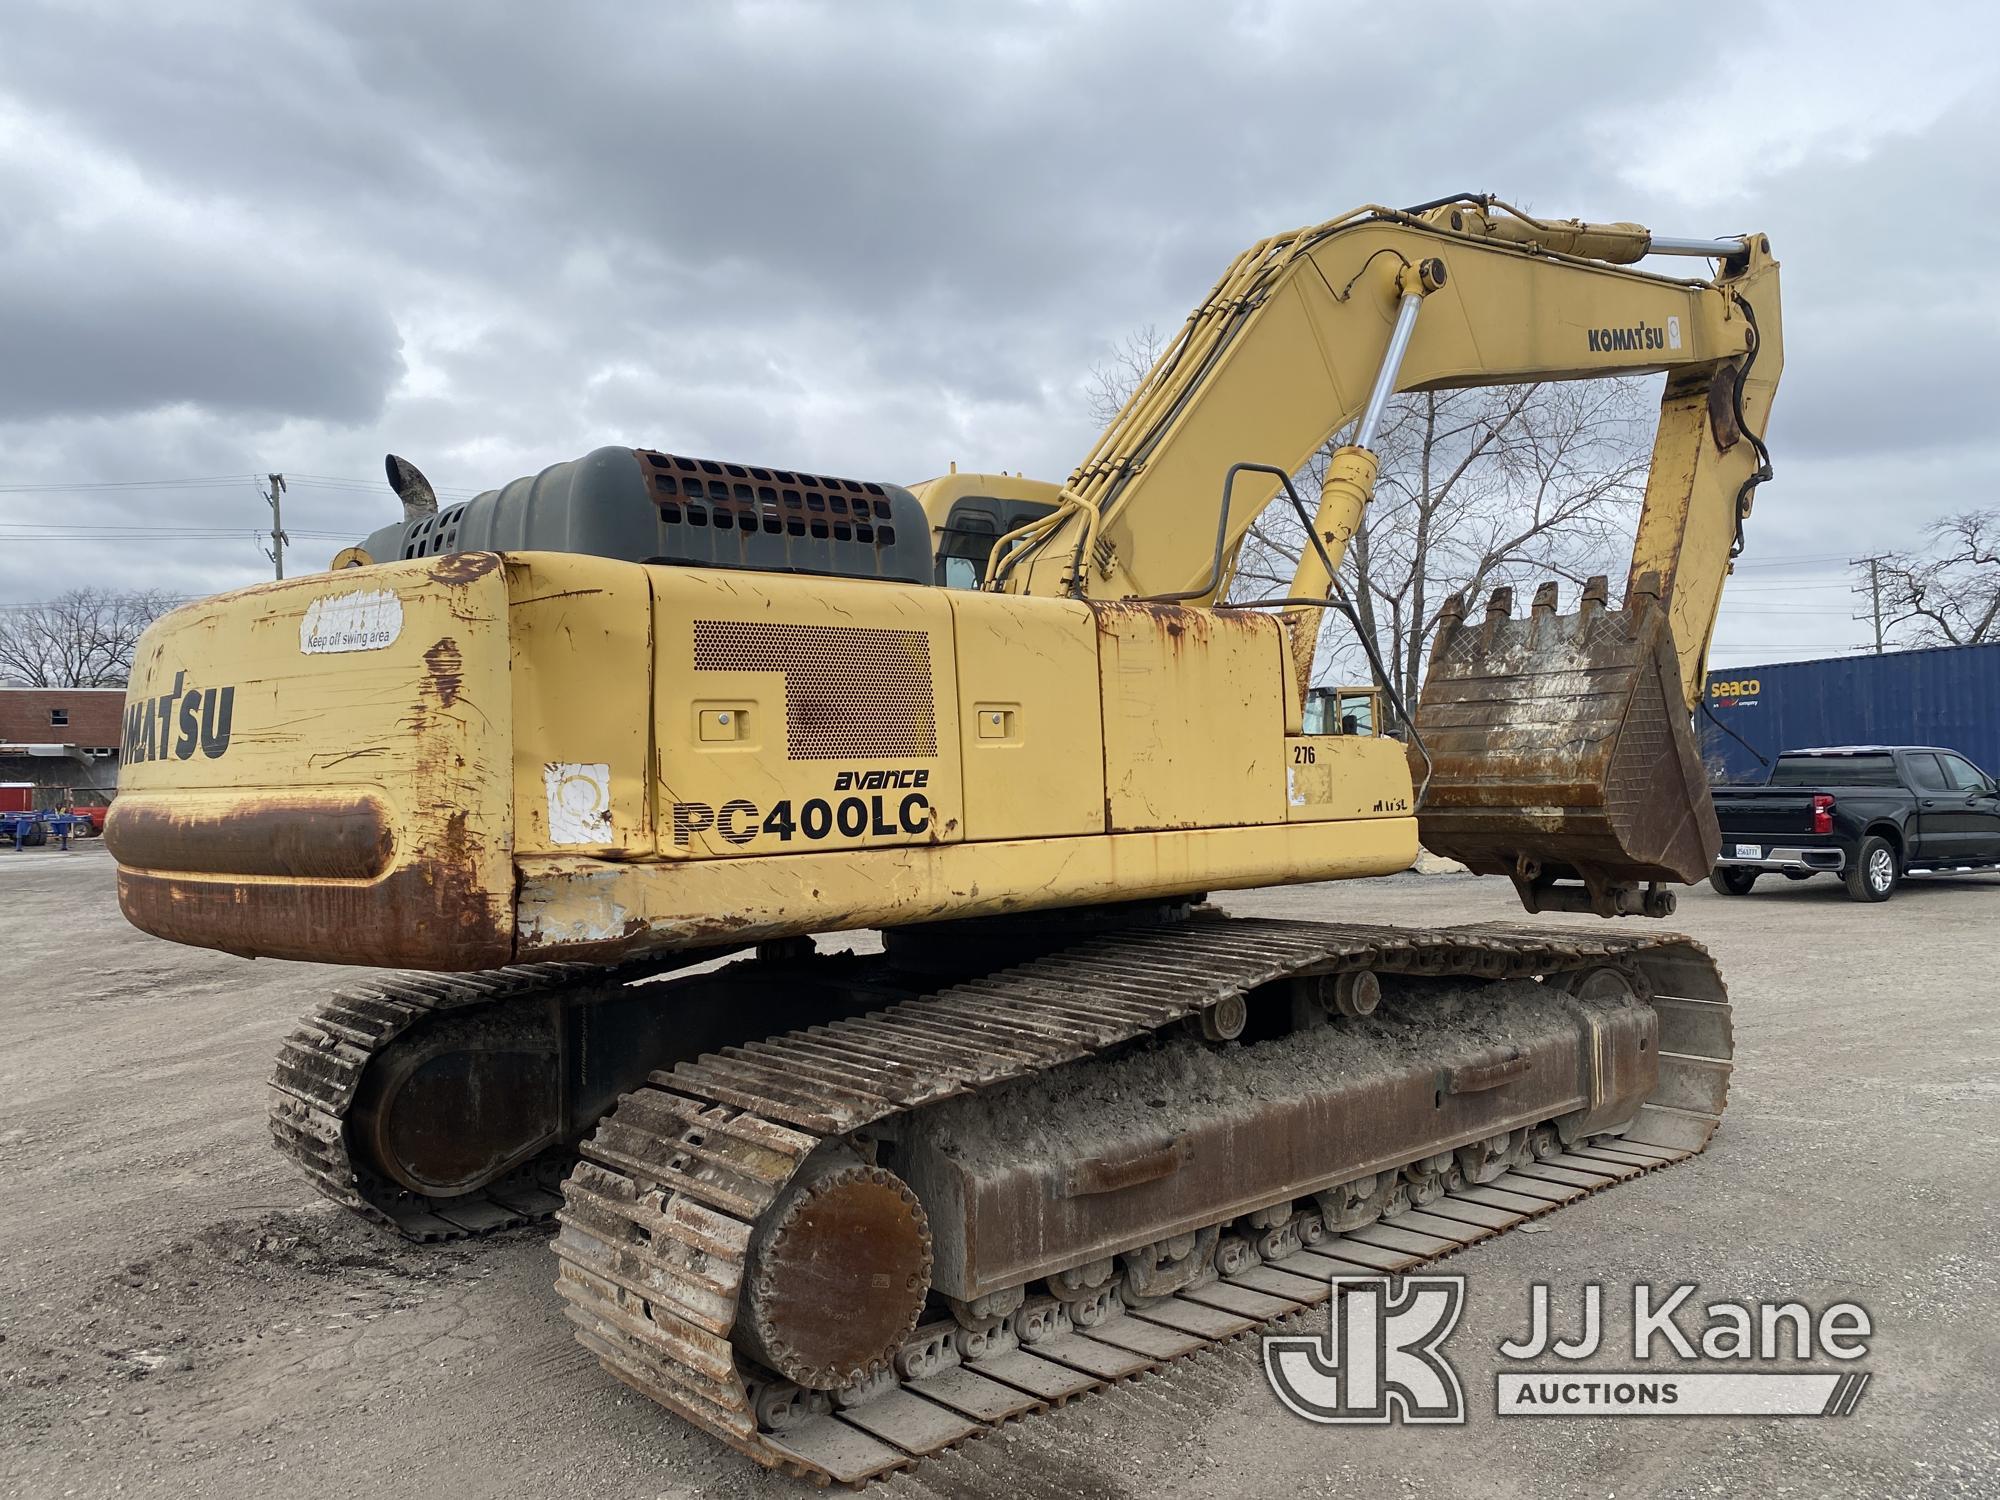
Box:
1702;641;2000;784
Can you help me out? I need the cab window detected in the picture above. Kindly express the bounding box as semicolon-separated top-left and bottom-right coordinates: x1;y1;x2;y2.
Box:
1302;689;1333;735
937;513;997;589
933;497;1055;589
1905;753;1950;791
1940;753;1991;792
1335;691;1375;737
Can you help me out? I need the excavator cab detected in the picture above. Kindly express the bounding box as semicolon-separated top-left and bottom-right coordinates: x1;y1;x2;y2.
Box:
1303;684;1382;737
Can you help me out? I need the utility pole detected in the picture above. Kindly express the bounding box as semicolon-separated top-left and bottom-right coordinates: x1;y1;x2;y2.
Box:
261;472;289;579
1849;554;1885;654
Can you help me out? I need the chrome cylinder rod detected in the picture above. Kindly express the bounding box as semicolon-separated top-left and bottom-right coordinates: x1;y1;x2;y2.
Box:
1647;235;1750;258
1355;290;1425;451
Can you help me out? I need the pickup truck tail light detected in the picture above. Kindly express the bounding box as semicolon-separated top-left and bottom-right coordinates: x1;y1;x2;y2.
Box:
1811;793;1835;835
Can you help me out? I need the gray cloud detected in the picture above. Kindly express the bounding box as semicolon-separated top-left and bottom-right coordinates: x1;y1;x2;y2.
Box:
0;224;403;424
0;0;1994;674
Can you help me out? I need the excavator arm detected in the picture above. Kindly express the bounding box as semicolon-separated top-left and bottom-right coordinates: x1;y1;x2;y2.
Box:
992;198;1782;916
993;198;1780;703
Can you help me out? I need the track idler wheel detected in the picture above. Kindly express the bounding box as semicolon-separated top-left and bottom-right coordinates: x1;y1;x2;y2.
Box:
1291;969;1380;1028
1195;994;1247;1042
738;1154;933;1391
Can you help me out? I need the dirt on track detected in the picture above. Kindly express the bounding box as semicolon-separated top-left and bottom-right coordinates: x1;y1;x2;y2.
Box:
2;843;1997;1499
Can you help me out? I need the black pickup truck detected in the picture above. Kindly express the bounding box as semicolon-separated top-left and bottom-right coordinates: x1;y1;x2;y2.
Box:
1709;745;2000;902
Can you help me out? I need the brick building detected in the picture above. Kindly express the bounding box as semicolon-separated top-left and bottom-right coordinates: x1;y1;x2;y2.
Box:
0;687;126;793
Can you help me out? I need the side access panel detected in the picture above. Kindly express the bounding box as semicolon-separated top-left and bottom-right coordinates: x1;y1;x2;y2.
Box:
1094;603;1285;833
507;554;656;858
1283;735;1413;821
651;570;964;859
947;590;1105;842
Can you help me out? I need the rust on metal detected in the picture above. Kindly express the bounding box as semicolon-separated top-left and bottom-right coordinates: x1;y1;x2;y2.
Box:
1412;578;1720;915
422;637;465;707
271;946;810;1241
348;1009;562;1196
515;865;766;964
1088;600;1272;676
114;789;510;967
104;791;394;880
1090;598;1203;641
552;917;1732;1485
739;1161;933;1389
429;550;500;585
1087;598;1274;655
116;862;512;970
901;984;1655;1301
1706;362;1744;452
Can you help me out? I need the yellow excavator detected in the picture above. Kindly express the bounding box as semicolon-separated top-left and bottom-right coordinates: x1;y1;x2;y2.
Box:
110;196;1777;1482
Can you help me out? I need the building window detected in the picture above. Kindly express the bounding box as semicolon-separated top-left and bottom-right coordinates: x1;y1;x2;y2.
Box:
49;708;68;727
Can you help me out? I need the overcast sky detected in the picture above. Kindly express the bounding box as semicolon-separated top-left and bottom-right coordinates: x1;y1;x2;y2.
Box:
2;0;1994;666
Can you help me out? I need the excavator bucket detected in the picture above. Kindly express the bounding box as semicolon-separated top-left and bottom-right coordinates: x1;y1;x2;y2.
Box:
1411;574;1720;918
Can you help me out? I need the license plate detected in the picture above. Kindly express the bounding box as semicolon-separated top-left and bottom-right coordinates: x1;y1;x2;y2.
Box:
1733;843;1762;861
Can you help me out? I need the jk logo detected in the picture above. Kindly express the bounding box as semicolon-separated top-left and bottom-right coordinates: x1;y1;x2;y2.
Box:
1263;1276;1466;1424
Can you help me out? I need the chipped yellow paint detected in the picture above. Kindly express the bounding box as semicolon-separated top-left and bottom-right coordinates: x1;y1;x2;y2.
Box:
111;554;517;969
512;817;1419;961
109;546;1420;968
947;588;1104;841
506;553;654;857
1283;735;1413;822
1093;602;1286;833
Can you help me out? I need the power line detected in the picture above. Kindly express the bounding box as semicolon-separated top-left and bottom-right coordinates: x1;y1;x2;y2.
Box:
1719;605;1859;615
1728;554;1857;570
0;470;481;499
0;520;348;534
1850;555;1888;654
0;526;351;540
0;474;261;493
1722;582;1854;593
287;473;483;498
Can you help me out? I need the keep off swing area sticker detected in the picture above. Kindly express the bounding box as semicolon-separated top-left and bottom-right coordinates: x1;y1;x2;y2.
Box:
300;589;403;655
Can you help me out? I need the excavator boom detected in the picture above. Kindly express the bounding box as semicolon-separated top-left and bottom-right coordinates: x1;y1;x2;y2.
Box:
988;198;1780;913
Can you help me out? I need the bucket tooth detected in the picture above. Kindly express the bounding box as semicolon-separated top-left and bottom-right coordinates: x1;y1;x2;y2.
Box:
1410;588;1719;919
1579;575;1608;623
1478;586;1513;651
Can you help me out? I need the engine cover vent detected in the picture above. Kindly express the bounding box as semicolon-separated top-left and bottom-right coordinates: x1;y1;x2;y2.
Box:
693;620;937;761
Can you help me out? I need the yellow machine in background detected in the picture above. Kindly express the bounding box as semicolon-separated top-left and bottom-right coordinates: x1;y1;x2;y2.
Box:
110;196;1777;1482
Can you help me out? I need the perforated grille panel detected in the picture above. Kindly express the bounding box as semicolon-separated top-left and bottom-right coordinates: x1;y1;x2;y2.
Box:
400;503;466;559
643;451;898;543
693;620;937;760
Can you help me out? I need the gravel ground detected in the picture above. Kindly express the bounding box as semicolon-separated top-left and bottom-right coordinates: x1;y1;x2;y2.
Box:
2;842;1995;1499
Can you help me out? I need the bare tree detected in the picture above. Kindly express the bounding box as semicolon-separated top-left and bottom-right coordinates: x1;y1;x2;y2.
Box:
1082;329;1653;712
1231;381;1653;708
1084;326;1166;429
1875;511;2000;647
0;588;179;687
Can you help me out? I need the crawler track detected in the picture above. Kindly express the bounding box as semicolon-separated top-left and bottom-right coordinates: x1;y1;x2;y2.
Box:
552;917;1732;1485
269;961;695;1240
